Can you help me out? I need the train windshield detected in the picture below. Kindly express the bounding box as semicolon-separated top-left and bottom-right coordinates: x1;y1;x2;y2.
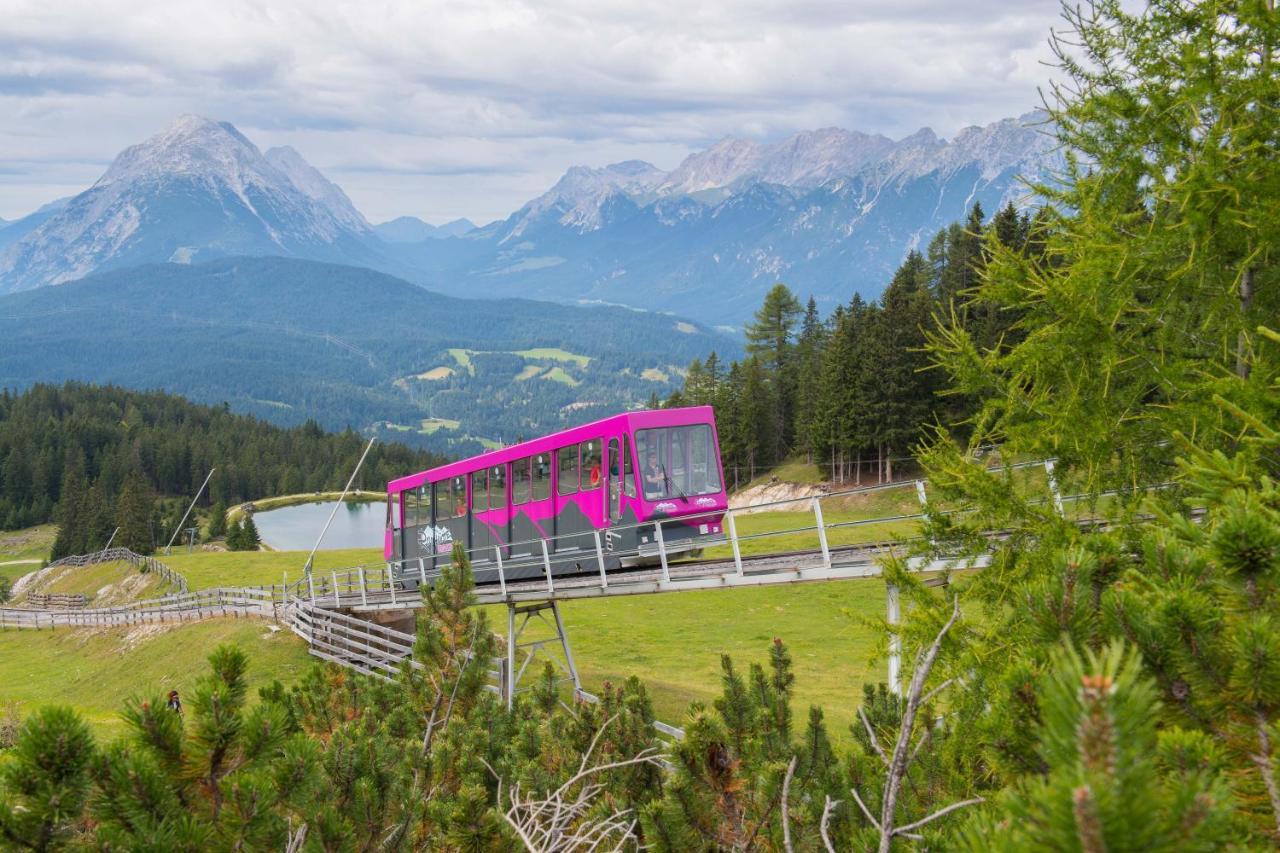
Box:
635;424;722;500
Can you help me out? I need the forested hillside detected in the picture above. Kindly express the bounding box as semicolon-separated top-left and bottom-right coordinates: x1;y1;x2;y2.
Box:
0;383;439;555
670;201;1036;485
0;257;735;450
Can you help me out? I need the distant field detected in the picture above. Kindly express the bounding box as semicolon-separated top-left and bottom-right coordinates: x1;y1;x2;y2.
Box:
513;347;591;368
541;366;581;387
0;618;312;738
421;417;461;433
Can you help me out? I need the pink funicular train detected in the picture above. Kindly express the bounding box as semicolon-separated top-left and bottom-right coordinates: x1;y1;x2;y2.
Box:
384;406;728;585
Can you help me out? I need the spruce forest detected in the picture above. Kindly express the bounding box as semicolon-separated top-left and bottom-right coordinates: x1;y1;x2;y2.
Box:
667;200;1034;486
2;0;1280;850
0;383;440;557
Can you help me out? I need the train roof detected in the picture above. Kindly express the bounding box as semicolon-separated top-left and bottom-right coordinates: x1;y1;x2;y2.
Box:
388;405;716;493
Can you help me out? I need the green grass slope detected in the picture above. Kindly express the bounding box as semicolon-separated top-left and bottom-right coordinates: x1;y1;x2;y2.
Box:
0;619;312;738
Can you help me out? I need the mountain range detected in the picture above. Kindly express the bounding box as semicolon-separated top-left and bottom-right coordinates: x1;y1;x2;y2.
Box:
0;112;1057;323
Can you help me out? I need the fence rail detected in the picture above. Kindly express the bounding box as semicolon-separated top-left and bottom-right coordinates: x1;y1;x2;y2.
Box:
43;547;190;594
24;592;88;609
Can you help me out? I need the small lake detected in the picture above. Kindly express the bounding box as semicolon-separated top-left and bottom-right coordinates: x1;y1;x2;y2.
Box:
253;500;385;551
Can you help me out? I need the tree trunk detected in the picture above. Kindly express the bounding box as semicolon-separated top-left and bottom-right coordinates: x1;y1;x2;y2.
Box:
1237;266;1255;379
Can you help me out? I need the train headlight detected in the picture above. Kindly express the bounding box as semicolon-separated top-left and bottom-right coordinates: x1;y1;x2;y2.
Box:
699;524;709;535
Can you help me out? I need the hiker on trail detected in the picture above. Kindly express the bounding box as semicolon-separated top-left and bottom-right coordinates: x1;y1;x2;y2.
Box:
167;690;183;715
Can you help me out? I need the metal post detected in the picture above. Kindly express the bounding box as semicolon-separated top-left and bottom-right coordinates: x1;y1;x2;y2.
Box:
541;540;554;594
726;510;743;576
550;601;582;699
389;563;397;605
506;604;517;710
812;497;830;569
304;437;376;576
593;529;607;589
308;572;316;605
1045;460;1065;517
887;583;901;696
359;566;368;606
419;557;428;588
332;571;340;607
654;521;670;583
915;479;928;509
495;548;506;597
166;468;215;555
101;526;120;557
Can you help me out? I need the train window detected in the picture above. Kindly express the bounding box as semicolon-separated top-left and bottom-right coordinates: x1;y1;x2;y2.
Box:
512;457;531;505
418;485;430;526
434;480;448;522
452;475;467;517
388;494;397;530
557;444;579;495
622;434;636;498
690;424;721;492
490;465;506;506
402;490;415;528
472;470;488;512
582;440;602;490
532;454;551;501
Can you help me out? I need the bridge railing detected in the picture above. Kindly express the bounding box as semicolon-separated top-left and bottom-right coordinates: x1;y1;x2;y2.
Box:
0;586;276;630
299;477;946;605
301;461;1150;606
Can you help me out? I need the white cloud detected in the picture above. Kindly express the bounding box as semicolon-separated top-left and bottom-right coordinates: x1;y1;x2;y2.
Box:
0;0;1062;223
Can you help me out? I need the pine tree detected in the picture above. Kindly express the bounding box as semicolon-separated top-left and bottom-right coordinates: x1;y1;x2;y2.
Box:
114;470;155;554
240;515;261;550
49;459;88;560
864;252;938;480
0;706;96;851
225;518;245;551
208;500;228;539
959;643;1232;850
793;297;828;463
91;645;321;847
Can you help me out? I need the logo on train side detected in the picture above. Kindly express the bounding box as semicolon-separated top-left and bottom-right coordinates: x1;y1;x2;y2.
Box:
418;525;454;553
695;497;717;507
655;502;678;513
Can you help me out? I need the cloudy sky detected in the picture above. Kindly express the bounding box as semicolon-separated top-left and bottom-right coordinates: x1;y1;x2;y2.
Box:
0;0;1065;225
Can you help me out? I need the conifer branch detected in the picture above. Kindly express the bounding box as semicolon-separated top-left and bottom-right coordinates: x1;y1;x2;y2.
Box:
892;796;985;837
781;754;797;853
820;796;840;852
859;707;889;767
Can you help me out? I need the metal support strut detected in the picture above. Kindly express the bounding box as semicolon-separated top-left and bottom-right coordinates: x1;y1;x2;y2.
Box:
502;600;582;710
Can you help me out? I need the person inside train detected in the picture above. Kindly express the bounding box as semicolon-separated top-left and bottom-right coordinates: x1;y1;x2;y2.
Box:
644;451;665;498
589;460;602;487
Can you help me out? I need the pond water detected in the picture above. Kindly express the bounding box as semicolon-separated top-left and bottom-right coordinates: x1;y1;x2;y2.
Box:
252;500;385;551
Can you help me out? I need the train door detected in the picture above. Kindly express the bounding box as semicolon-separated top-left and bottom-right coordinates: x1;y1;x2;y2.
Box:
607;437;622;524
439;474;468;561
469;469;488;561
509;456;535;557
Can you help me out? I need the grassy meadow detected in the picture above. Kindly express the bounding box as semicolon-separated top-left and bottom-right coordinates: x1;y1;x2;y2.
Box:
0;477;938;744
0;618;312;739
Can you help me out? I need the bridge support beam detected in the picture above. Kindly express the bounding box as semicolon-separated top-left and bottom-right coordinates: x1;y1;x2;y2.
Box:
502;600;582;710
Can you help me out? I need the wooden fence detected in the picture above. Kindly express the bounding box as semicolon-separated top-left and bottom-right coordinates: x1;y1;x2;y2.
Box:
44;547;189;594
24;592;88;609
